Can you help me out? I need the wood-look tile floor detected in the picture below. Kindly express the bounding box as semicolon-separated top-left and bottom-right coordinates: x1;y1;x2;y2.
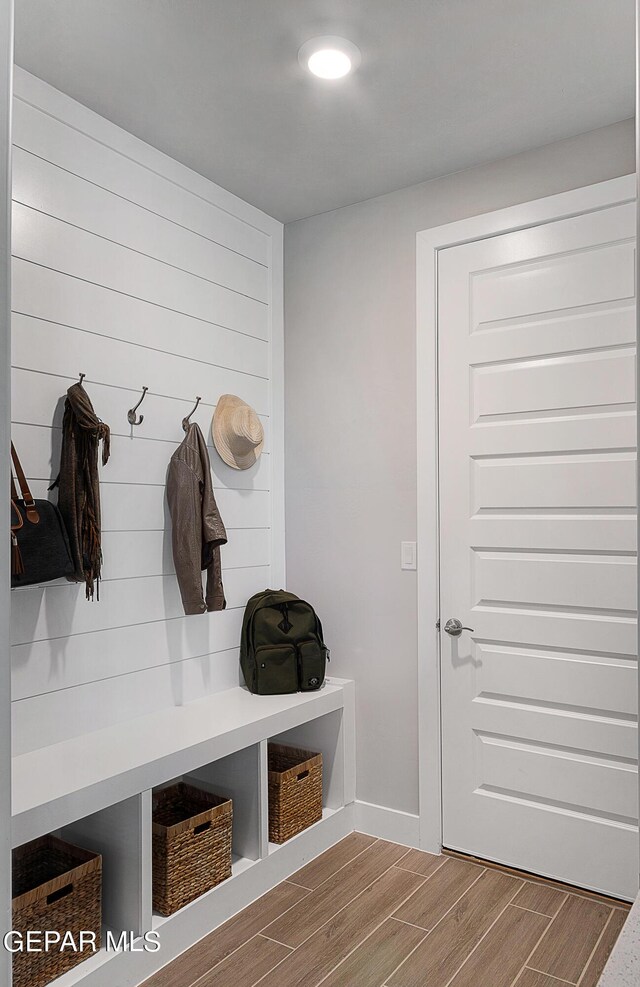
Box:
142;833;631;987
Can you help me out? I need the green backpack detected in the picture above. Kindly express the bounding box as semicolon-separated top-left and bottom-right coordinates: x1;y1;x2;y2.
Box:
240;590;329;695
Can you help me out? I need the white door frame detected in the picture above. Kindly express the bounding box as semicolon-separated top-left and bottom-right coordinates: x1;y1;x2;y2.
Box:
416;173;638;857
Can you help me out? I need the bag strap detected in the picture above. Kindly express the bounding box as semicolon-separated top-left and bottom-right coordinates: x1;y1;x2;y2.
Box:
10;443;39;523
10;499;24;532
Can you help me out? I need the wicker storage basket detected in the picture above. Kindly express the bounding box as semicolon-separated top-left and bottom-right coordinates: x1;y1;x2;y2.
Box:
268;743;323;843
12;835;102;987
152;781;233;916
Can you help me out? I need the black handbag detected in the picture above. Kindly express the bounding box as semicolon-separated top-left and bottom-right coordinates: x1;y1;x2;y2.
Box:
10;442;75;587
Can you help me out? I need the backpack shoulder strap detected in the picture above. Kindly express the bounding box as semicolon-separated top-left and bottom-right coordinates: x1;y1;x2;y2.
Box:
241;590;280;657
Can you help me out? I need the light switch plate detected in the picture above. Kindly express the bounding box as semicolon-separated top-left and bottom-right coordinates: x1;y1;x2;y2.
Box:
401;541;417;570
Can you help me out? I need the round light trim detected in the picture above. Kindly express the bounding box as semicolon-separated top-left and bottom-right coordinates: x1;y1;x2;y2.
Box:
298;36;361;80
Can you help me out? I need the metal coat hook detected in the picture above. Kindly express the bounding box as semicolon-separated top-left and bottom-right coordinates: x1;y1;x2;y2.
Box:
127;386;149;426
78;372;86;385
182;396;201;432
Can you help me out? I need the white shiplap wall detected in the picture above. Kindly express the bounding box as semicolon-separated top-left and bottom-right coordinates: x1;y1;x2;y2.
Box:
1;9;14;987
10;68;284;756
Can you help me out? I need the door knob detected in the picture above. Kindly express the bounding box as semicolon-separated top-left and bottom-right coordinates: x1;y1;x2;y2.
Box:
443;617;475;637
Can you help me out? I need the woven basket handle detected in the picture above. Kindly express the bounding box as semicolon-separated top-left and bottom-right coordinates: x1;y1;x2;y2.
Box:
46;884;73;905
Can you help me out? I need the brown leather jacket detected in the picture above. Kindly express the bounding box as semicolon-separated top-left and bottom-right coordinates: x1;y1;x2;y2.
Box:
166;423;227;615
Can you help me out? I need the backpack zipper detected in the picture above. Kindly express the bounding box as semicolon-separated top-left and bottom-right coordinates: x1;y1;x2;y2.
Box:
295;642;302;686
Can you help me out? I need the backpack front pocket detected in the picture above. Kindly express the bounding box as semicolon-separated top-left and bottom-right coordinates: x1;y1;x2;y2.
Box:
297;638;327;691
254;645;298;695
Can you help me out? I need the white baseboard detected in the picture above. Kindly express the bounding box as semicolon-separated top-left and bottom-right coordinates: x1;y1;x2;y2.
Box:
354;800;421;848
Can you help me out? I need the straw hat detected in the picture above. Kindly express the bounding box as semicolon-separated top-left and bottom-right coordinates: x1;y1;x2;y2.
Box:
212;394;264;470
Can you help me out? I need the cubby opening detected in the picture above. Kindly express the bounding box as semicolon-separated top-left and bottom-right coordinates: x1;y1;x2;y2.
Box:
58;793;151;942
151;743;263;924
269;707;345;851
8;793;152;987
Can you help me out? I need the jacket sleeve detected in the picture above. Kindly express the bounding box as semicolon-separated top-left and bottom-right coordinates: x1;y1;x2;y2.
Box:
205;544;226;612
167;459;207;615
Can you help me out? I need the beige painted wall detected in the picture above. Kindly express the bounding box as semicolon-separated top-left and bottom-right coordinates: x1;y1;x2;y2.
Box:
284;119;636;819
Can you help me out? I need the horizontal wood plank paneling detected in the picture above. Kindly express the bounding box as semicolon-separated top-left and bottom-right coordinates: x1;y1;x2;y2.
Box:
11;369;272;449
13;146;269;302
9;527;270;588
12;607;246;701
10;73;282;755
107;527;270;578
22;480;271;532
13;203;268;338
13;96;270;264
12;648;244;753
11;422;271;489
11;368;271;455
12;316;270;414
12;260;269;378
11;569;269;646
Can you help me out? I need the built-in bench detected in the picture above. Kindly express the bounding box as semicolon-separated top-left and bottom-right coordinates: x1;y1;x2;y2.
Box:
11;678;356;987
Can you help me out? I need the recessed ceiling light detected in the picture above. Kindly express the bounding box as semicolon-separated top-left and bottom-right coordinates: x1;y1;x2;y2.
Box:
298;36;361;80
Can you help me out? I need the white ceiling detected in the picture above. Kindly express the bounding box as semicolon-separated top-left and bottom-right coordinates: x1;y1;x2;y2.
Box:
15;0;635;223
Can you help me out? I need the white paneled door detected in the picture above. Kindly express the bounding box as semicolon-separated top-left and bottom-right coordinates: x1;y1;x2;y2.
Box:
438;201;639;899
